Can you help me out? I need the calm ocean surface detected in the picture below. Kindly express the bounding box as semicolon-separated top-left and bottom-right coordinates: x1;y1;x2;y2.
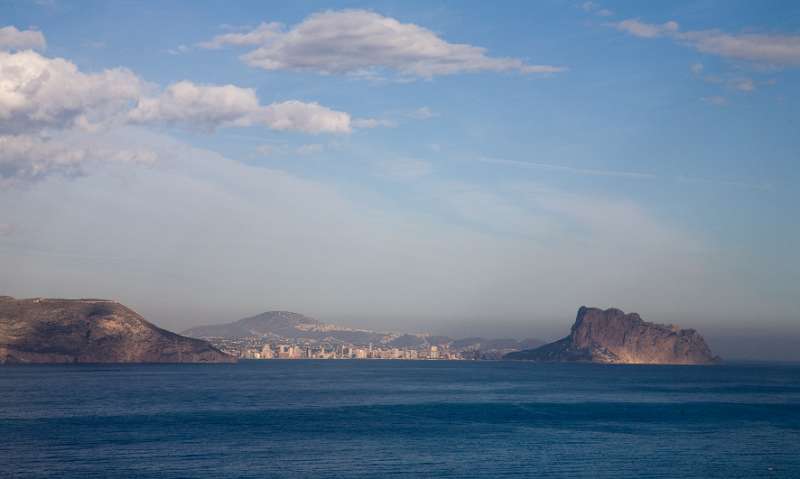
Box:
2;360;799;478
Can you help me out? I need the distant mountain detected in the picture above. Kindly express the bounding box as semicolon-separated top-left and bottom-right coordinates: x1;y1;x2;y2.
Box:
505;306;719;365
182;311;543;356
0;296;234;364
182;311;393;344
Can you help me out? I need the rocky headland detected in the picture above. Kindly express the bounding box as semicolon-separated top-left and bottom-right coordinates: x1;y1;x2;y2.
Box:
0;296;235;364
505;306;719;365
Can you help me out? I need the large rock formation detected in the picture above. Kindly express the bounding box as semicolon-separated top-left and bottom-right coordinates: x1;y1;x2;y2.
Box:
505;306;719;364
0;296;235;364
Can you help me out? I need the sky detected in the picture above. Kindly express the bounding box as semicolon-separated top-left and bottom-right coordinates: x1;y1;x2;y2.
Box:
1;0;798;359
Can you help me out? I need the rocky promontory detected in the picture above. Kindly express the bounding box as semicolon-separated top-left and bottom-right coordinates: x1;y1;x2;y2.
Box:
0;296;235;364
505;306;719;365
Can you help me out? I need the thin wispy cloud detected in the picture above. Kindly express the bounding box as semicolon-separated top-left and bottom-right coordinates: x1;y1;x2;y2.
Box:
580;2;614;17
374;158;432;179
701;95;728;106
408;107;438;120
478;157;657;180
480;157;775;193
677;176;773;192
611;18;800;67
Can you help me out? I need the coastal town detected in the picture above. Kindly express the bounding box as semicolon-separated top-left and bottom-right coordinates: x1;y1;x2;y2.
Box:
208;337;466;360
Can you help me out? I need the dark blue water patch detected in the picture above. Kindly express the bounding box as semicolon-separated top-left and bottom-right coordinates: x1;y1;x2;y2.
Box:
3;401;799;436
2;361;800;478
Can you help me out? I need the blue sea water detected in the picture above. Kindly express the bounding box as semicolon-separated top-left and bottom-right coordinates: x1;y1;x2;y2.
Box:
1;360;799;478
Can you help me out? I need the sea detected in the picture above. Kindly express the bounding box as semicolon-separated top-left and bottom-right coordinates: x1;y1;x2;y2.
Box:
1;360;799;478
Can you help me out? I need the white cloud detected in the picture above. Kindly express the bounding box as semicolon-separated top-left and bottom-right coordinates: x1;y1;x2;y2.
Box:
166;44;190;55
0;133;156;187
129;81;260;129
201;10;566;79
352;117;396;128
0;26;46;51
1;49;359;136
612;19;800;67
613;19;679;39
0;44;368;186
679;30;800;66
581;2;613;17
258;100;351;134
0;50;145;134
255;142;328;156
409;106;438;119
129;82;353;134
375;158;432;179
690;62;704;74
198;22;282;49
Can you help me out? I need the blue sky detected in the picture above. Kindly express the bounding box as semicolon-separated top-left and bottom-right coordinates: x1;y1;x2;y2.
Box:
1;1;798;357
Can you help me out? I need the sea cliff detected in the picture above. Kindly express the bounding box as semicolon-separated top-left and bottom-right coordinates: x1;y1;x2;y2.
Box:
505;306;719;364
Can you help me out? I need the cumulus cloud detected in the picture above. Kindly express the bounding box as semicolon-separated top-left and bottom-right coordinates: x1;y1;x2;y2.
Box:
0;26;46;51
258;100;351;134
129;82;353;133
612;18;800;67
1;50;362;136
0;134;156;187
129;81;259;128
0;50;145;134
0;43;369;185
200;10;566;78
